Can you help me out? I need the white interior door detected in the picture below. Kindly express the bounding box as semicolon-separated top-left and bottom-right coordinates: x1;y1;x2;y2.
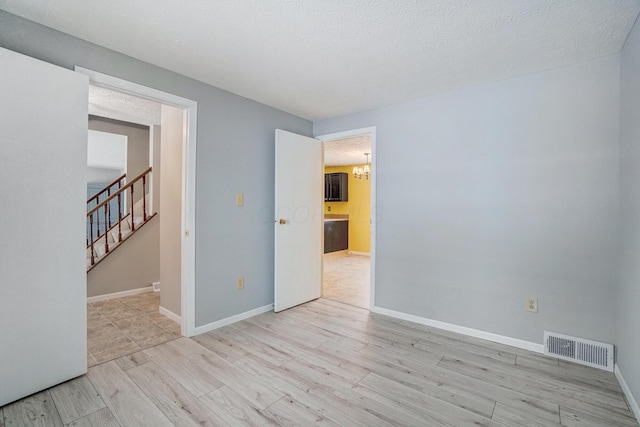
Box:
274;129;323;312
0;47;88;406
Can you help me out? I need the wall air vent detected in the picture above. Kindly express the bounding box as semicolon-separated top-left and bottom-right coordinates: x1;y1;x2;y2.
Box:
544;331;614;372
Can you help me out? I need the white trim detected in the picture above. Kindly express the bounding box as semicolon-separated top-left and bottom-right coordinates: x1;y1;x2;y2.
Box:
373;306;544;354
148;125;155;214
195;304;274;335
316;126;377;311
87;286;153;303
615;365;640;423
348;251;371;256
75;67;198;338
159;306;181;324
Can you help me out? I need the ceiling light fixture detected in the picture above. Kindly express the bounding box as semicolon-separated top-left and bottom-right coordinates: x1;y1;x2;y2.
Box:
353;152;371;180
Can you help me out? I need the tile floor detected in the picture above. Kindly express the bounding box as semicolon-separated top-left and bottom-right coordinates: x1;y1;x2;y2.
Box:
322;252;370;309
87;291;180;366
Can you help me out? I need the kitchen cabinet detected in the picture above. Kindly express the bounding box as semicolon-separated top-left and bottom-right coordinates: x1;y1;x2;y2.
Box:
324;219;348;253
324;172;348;201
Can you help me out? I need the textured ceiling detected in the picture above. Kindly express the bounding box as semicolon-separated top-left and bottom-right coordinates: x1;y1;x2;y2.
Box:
2;1;639;120
89;86;161;125
324;135;372;167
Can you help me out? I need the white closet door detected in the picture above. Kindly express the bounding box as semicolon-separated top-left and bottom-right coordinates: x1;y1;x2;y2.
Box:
0;47;89;406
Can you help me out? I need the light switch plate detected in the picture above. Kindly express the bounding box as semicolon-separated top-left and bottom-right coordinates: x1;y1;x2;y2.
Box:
236;193;244;206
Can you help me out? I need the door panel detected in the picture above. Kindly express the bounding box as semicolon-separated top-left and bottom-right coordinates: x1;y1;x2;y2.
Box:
0;47;88;406
274;129;323;312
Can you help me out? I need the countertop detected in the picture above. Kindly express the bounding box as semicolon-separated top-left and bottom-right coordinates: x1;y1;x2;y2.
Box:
324;214;349;222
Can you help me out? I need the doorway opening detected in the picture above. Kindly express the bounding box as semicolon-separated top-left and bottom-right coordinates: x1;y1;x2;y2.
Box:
317;127;376;310
77;67;197;365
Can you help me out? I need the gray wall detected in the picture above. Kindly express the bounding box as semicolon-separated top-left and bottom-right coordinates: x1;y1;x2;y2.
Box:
618;15;640;411
87;218;160;297
315;55;621;345
0;10;312;327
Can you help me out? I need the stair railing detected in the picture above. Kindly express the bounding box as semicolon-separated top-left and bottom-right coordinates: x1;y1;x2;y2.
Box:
87;167;153;269
86;173;126;244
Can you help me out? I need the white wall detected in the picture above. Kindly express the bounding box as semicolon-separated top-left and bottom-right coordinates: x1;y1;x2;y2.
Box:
315;55;621;345
618;14;640;416
87;166;122;184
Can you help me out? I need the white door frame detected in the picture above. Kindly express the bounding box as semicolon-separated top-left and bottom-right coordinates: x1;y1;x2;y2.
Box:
75;67;197;337
315;126;376;310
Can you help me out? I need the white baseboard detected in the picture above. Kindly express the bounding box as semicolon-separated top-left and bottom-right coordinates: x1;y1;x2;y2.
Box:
348;251;371;256
194;304;274;335
372;306;544;354
615;365;640;423
159;306;181;324
87;286;153;303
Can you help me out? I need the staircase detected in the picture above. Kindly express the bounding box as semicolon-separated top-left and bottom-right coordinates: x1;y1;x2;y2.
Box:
87;167;156;271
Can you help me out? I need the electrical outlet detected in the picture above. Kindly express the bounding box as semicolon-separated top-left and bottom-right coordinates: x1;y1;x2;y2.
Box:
236;193;244;206
526;297;538;313
237;276;244;289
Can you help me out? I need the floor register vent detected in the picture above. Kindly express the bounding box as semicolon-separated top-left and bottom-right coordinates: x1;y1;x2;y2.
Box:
543;331;614;372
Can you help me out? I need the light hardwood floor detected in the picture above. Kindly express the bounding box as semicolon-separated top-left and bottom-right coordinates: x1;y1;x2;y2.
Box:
2;298;637;426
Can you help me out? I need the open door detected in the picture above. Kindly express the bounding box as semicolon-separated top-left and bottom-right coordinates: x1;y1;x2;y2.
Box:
0;47;88;406
274;129;323;312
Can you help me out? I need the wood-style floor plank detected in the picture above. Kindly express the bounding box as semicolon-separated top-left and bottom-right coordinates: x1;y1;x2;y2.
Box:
2;298;637;427
2;390;63;427
167;337;284;410
191;332;250;362
560;406;639;427
302;385;395;427
232;353;318;402
317;340;497;418
126;362;229;427
48;376;105;425
359;372;500;427
114;351;151;371
244;312;328;349
199;386;278;426
143;343;223;397
263;396;339;427
66;407;120;427
357;342;561;423
213;325;296;366
492;402;561;427
438;355;634;422
86;361;173;427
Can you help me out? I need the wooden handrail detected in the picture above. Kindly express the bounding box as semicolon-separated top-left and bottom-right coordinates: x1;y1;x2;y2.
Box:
86;166;154;270
87;167;152;216
86;173;126;207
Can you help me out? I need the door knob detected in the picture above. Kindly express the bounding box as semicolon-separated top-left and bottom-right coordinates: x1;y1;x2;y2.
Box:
279;218;287;224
